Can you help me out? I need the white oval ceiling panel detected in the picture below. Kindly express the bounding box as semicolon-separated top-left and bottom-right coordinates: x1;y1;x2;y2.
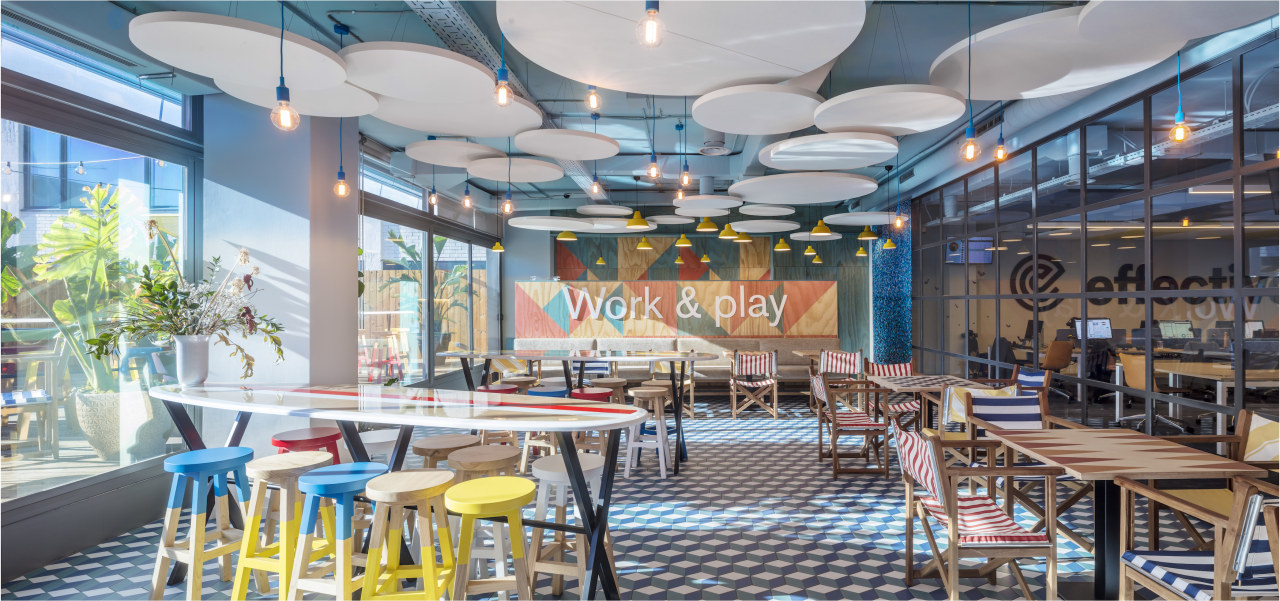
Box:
508;216;595;232
758;132;898;171
496;1;866;96
729;172;877;205
405;139;505;168
215;79;378;117
729;220;800;234
814;84;967;136
1078;0;1277;42
789;232;844;242
822;211;896;226
674;195;744;210
738;204;796;217
674;207;730;218
129;12;346;90
692;84;823;135
646;215;695;225
373;94;542;138
576;204;635;217
514;129;620;161
930;7;1183;100
340;42;494;100
467;157;564;183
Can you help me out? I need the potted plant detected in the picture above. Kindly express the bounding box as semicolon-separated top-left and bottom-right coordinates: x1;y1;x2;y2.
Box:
88;237;285;388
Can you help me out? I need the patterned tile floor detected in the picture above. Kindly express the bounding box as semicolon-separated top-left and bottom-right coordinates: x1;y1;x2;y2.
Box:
2;394;1197;600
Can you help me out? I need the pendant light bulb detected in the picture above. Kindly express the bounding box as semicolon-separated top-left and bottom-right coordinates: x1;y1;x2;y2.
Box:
647;154;660;179
586;85;601;111
1182;216;1191;227
428;189;438;206
735;231;751;243
676;187;685;201
75;161;86;175
495;73;512;108
591;175;601;195
718;224;737;240
502;191;513;214
993;136;1007;162
680;163;691;187
894;215;904;229
1171;112;1189;143
804;245;816;256
463;185;472;208
270;82;300;131
774;238;790;252
557;230;577;242
636;1;665;48
333;169;350;197
961;125;979;162
696;217;717;232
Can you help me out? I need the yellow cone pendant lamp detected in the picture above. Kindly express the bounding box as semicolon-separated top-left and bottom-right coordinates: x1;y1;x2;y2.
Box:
636;236;654;250
556;231;577;241
595;256;606;265
774;238;790;252
674;255;684;265
700;253;710;263
810;219;832;237
734;231;751;243
857;225;877;241
856;246;868;257
719;224;737;240
675;234;692;247
803;245;816;256
883;238;897;250
626;211;650;229
696;217;717;232
812;255;823;264
491;241;505;253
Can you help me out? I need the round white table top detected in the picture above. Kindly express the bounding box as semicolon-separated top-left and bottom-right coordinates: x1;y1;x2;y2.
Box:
438;350;719;364
150;384;648;433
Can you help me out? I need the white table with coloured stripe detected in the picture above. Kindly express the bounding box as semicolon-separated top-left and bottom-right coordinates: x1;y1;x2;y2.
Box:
150;383;649;600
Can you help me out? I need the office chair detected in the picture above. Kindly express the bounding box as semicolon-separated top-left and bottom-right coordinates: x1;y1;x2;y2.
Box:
1114;352;1194;433
1039;340;1074;400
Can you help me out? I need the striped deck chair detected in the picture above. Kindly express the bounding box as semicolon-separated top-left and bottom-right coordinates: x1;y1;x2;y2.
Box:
814;349;862;414
730;351;778;419
893;419;1061;601
1119;475;1277;601
811;367;887;477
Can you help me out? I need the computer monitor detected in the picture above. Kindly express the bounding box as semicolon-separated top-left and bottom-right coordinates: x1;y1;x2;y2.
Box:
1076;318;1113;340
1159;321;1194;340
1215;320;1233;329
1024;319;1043;342
1246;320;1265;338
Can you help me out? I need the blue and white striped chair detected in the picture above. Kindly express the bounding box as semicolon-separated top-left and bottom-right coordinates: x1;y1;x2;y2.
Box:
1;389;55;457
962;389;1096;552
1118;476;1277;601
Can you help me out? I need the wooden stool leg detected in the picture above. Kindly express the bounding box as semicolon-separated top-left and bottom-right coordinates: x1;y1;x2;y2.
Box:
507;510;533;601
287;493;321;601
383;506;405;594
453;516;476;599
551;488;567;596
186;475;212;601
334;494;359;600
231;480;268;599
150;475;185;600
361;502;389;597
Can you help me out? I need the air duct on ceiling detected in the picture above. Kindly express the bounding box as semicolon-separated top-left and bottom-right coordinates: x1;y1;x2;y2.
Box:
699;175;715;195
699;129;730;156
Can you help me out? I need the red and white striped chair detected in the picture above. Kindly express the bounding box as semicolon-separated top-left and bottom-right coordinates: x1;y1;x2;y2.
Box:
730;351;779;419
813;349;863;414
862;358;923;429
811;368;888;478
893;418;1061;601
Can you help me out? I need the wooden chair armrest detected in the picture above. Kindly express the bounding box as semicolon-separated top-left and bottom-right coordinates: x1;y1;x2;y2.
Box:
1236;476;1279;498
969;378;1012;386
936;438;1003;449
1159;434;1242;444
967;416;1002;433
1114;477;1231;527
950;466;1064;478
1044;416;1088;430
1245;461;1280;472
920;391;943;406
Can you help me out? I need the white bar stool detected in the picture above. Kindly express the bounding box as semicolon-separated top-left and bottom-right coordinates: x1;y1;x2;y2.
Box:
625;387;671;479
528;452;616;595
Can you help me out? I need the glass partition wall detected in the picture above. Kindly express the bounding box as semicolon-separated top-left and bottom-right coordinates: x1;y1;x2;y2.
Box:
912;36;1279;432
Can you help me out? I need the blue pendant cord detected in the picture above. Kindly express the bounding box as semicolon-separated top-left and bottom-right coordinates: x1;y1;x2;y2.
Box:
337;28;345;173
1176;51;1183;113
966;1;973;131
507;138;512;197
278;1;285;85
998;100;1003;138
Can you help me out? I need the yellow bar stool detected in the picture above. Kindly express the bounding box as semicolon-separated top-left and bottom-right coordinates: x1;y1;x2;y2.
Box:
528;452;617;596
411;433;481;469
360;469;456;600
231;451;335;600
445;476;537;600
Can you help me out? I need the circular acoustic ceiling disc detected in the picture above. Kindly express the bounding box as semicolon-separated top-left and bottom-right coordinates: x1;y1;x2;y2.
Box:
496;1;866;96
729;172;877;205
673;194;743;210
467;157;564;183
814;84;967;136
930;7;1183;100
215;79;378;118
576;204;635;217
590;217;656;232
692;84;823;135
729;220;800;234
738;204;796;217
758;132;898;171
340;42;494;100
1078;0;1277;43
373;94;542;139
508;216;595;232
405;139;504;169
129;12;346;91
822;211;896;226
674;206;730;218
514;129;620;161
789;231;844;241
646;215;695;225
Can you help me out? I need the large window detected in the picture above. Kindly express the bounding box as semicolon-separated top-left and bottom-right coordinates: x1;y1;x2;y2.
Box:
911;35;1279;433
2;122;187;501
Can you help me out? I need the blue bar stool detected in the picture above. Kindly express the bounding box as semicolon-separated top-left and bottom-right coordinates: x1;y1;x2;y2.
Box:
288;462;388;600
150;446;253;600
527;386;569;398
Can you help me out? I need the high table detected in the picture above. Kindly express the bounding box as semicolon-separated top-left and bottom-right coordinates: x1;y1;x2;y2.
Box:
151;383;648;601
438;349;717;475
987;428;1265;600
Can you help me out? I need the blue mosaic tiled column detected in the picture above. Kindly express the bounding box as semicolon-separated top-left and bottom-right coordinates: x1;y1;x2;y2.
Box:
870;204;912;364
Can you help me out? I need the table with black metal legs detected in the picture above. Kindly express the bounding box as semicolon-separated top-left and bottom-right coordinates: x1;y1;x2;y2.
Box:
440;349;716;475
152;383;648;600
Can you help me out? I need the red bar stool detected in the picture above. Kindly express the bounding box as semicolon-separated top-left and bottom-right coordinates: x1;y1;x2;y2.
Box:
475;384;520;447
570;387;613;402
271;427;343;464
569;387;613;453
476;384;519;394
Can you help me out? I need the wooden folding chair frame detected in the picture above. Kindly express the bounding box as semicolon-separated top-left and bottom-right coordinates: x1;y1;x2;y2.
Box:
730;351;778;419
813;370;889;477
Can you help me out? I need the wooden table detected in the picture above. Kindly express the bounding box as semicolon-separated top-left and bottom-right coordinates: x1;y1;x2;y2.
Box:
152;384;648;600
866;374;986;428
987;428;1266;600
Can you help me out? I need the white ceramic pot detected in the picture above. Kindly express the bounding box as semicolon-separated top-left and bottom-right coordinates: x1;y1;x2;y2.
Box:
173;334;210;387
